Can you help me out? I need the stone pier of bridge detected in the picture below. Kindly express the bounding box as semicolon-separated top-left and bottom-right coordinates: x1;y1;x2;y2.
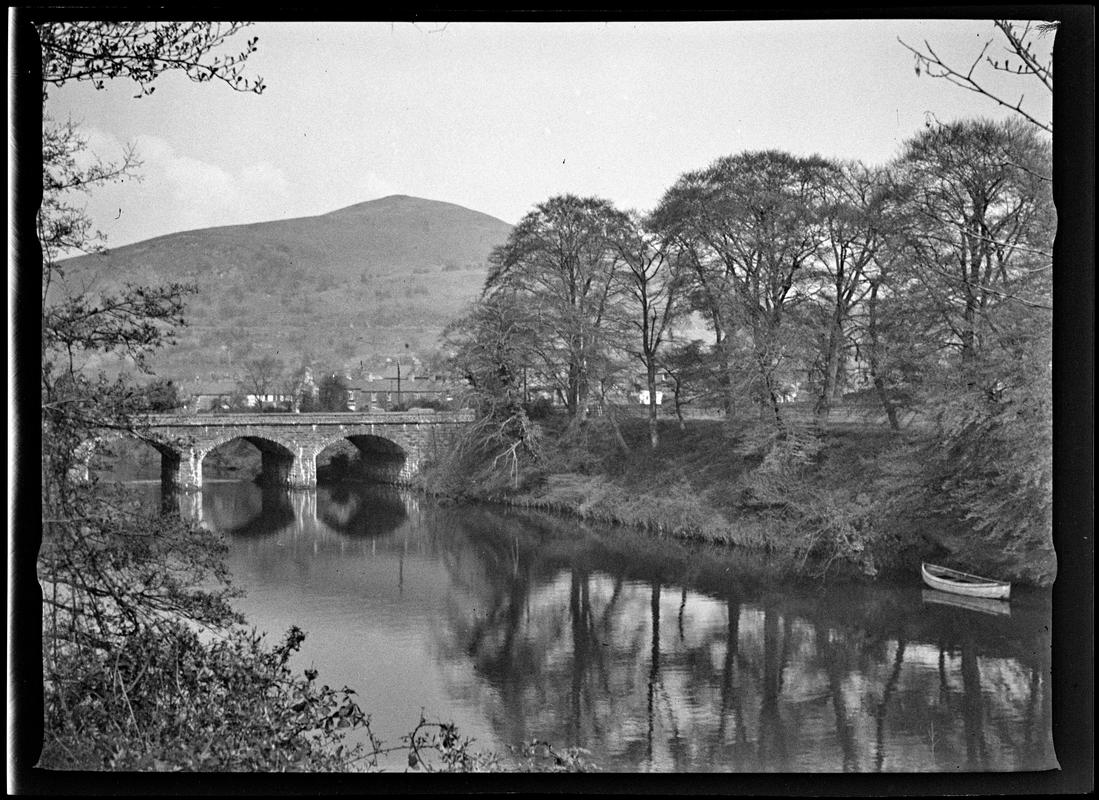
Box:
104;411;470;492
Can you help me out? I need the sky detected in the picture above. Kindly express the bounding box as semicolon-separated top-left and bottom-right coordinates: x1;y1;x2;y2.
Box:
41;18;1054;249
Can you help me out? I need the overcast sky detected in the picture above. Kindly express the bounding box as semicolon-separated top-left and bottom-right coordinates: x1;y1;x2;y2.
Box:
43;18;1054;248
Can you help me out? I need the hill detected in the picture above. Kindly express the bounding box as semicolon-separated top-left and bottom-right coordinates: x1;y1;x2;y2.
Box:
56;195;512;386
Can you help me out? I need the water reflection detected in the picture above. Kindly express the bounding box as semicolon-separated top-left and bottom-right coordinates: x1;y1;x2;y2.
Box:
317;483;410;538
158;483;1055;773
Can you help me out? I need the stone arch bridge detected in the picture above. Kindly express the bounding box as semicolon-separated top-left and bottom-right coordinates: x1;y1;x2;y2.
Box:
95;411;472;491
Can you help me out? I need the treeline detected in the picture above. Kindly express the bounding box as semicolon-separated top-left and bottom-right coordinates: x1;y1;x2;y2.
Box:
441;117;1054;582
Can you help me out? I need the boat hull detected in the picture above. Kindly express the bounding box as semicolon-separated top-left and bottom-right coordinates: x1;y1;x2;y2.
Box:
921;563;1011;600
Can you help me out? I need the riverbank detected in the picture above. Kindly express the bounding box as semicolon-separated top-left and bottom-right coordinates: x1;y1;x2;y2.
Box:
413;413;1052;586
92;411;1052;587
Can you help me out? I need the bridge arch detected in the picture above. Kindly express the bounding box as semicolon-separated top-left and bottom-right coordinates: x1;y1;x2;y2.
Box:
197;433;301;488
74;430;188;489
316;433;412;484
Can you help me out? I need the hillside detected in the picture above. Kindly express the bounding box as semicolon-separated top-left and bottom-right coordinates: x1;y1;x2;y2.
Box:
56;195;512;386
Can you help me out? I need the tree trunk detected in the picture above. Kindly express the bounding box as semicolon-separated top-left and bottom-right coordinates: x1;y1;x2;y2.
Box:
646;361;660;449
566;363;580;418
817;315;844;420
873;376;900;431
961;240;980;365
603;397;630;454
671;375;686;431
712;326;734;418
867;282;901;431
756;347;785;431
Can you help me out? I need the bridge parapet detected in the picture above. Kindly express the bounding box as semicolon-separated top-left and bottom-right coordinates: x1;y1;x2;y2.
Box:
141;410;474;427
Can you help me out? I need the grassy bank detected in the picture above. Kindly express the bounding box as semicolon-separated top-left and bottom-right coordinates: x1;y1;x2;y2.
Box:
416;411;1050;586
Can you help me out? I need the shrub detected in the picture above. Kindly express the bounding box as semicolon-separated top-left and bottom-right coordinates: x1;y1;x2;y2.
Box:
41;625;370;771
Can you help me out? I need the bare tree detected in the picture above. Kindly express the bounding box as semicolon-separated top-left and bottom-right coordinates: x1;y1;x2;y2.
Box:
807;161;896;419
899;19;1055;134
651;151;832;429
893;117;1054;363
241;354;284;402
609;211;684;448
485;195;625;421
443;292;543;488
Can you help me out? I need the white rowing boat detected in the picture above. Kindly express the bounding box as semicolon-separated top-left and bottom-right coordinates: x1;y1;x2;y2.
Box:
920;562;1011;600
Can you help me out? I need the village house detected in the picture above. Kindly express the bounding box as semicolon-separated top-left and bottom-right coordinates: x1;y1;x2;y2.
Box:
183;367;321;413
182;379;240;413
349;367;459;411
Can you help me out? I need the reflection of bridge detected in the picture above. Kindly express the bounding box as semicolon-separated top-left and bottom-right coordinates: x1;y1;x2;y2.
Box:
101;411;471;490
175;485;415;540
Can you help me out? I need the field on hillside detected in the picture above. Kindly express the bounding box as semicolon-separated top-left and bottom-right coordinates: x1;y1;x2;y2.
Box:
55;196;512;384
156;264;489;382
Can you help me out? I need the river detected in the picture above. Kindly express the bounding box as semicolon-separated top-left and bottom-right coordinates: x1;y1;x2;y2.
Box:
153;480;1055;773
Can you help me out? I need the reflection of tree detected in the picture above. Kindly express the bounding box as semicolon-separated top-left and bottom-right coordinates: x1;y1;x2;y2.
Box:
824;626;862;772
570;571;593;749
646;582;660;763
716;599;747;761
415;503;1053;772
960;637;988;770
872;639;905;772
758;605;789;769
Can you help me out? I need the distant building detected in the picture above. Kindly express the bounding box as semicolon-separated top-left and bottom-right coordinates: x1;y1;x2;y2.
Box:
185;380;240;412
638;390;664;406
244;392;295;409
350;373;459;410
184;372;461;413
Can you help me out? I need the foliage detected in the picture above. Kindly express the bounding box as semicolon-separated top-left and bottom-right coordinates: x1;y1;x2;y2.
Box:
402;716;501;772
390;397;451;411
437;294;544;493
40;117;197;378
279;363;317;412
134;377;185;411
660;339;724;417
37;21;266;100
882;118;1054;583
39;116;138;266
729;422;892;575
41;624;370;771
33;19;388;773
919;323;1055;583
32;19;602;775
505;740;598;773
362;715;597;773
318;372;352;411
